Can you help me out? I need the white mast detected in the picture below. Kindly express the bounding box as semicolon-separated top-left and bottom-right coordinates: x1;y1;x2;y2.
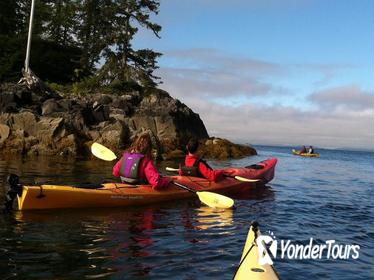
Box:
25;0;36;73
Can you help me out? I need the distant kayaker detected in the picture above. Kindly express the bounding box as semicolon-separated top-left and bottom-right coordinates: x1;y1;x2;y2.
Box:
180;138;224;181
308;146;314;154
112;133;171;190
300;146;307;153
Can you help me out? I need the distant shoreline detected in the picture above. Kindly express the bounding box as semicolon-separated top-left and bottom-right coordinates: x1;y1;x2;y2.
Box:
252;144;374;153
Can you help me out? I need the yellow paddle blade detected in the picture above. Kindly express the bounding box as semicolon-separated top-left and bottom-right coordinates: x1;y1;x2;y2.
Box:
91;142;117;161
166;167;179;172
196;191;234;209
234;176;260;183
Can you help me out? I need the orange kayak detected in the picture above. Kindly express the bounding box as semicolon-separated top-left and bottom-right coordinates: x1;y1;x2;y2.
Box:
10;158;277;210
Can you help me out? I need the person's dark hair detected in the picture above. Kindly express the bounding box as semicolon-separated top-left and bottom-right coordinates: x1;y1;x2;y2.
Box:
186;138;199;154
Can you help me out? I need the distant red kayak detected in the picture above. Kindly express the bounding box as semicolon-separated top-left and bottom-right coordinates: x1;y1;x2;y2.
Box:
11;158;277;210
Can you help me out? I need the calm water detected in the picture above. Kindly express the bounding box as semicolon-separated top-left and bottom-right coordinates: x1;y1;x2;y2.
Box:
0;146;373;279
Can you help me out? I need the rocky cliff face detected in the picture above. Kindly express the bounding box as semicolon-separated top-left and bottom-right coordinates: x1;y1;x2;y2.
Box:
0;83;256;159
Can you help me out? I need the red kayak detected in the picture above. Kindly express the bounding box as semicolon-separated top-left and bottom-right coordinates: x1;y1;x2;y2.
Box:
224;158;277;185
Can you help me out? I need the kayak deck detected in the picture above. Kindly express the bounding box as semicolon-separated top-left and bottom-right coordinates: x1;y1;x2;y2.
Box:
233;222;280;280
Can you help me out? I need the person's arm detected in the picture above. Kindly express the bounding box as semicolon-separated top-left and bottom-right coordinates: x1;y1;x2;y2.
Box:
198;161;223;182
112;157;122;177
143;159;171;189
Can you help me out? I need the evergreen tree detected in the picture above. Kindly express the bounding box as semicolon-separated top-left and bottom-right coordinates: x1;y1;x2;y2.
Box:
0;0;82;83
0;0;22;36
44;0;78;46
0;0;163;87
0;0;25;81
97;0;162;88
17;0;50;37
76;0;113;78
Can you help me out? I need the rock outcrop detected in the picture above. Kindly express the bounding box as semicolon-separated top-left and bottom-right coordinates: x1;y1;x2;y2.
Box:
0;83;256;159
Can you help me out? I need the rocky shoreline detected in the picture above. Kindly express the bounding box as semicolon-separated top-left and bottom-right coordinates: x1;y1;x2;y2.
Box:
0;83;256;160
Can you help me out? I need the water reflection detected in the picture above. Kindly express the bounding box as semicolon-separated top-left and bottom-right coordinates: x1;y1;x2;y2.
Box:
3;201;243;279
10;202;218;277
1;147;373;279
6;207;161;278
195;206;233;230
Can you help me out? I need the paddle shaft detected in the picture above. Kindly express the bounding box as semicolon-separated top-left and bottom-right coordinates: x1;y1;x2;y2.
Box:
224;174;238;179
173;181;196;193
166;167;259;183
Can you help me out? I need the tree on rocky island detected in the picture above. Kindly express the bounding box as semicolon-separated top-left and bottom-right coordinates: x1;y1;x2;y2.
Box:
0;0;163;91
93;0;162;89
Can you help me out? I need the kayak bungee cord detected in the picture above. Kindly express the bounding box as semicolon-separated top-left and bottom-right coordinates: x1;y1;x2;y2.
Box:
231;221;258;280
232;244;255;280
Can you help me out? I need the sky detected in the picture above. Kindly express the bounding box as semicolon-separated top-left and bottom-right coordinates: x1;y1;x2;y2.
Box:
134;0;374;150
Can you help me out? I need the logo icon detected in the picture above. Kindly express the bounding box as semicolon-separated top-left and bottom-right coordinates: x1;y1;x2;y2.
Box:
257;231;277;265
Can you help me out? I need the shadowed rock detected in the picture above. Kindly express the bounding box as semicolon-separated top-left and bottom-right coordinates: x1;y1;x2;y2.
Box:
0;82;256;159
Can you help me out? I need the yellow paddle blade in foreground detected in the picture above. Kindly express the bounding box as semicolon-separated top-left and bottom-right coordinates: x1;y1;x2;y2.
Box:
91;142;117;161
173;181;234;209
196;191;234;209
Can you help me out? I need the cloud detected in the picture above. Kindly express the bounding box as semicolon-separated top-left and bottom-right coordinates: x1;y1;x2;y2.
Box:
286;63;354;87
158;67;273;99
164;48;282;76
156;48;374;150
159;48;354;102
309;85;374;111
178;99;374;150
157;48;288;99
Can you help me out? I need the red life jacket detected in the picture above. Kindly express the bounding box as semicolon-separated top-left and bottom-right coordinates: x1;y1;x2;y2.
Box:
180;157;212;177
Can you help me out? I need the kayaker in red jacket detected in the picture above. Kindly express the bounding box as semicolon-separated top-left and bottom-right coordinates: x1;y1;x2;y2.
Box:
181;138;224;182
112;133;171;190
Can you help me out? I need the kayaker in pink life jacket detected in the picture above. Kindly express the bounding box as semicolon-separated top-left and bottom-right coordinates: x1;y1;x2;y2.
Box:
112;133;171;190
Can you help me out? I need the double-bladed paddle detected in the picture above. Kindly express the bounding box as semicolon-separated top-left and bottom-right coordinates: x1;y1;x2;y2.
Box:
91;142;234;209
